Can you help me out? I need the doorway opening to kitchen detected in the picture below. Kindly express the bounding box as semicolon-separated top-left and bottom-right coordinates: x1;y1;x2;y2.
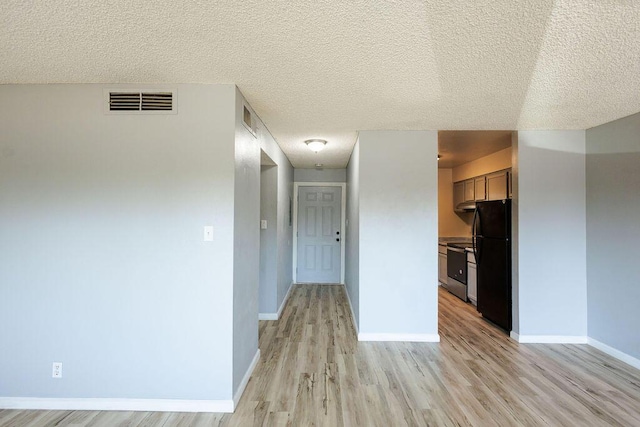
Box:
437;130;516;337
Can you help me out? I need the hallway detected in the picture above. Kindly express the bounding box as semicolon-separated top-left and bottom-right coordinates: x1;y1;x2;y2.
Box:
2;285;640;426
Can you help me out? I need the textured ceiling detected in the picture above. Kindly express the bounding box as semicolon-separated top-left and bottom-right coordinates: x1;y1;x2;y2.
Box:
1;1;639;168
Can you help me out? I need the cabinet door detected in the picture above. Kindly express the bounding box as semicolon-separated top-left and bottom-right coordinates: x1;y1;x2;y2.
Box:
467;262;477;305
453;181;464;209
463;179;475;202
474;176;486;201
438;253;447;284
486;171;508;200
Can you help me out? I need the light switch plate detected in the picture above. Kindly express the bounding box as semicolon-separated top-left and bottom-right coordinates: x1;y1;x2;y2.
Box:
204;226;214;241
260;220;267;229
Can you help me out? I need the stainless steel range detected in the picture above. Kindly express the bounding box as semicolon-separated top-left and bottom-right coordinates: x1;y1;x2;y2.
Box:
443;242;472;301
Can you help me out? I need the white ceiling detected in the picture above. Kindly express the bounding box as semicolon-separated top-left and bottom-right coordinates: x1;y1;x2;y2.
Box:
2;1;639;168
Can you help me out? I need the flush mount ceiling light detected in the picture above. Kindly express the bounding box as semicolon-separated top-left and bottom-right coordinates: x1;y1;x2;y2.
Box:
305;139;327;152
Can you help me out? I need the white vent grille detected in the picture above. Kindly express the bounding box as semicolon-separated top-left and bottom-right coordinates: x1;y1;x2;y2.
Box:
107;90;176;114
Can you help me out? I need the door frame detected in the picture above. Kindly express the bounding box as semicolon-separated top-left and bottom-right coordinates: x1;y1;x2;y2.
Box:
293;182;346;284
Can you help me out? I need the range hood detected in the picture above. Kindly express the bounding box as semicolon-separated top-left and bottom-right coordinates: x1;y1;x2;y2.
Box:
455;201;476;212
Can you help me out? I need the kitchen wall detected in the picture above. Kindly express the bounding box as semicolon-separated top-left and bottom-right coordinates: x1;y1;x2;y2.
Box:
293;168;346;182
438;168;473;237
357;131;438;340
345;138;360;330
0;84;239;406
452;146;512;182
586;112;640;362
438;145;512;238
510;132;520;334
515;130;587;340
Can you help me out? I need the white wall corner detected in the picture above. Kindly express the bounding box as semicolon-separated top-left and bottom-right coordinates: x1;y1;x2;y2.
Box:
587;338;640;370
259;282;294;321
343;283;359;335
0;397;234;413
277;282;295;319
233;349;261;410
357;333;440;343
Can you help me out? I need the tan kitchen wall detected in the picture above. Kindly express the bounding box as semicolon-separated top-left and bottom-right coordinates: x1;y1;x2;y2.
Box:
452;146;512;182
438;168;473;237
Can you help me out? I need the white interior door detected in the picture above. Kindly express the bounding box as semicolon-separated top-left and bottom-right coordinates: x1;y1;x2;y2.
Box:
296;186;342;283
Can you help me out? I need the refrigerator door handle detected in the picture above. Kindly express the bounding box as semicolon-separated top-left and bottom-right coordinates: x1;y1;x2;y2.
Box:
472;208;478;258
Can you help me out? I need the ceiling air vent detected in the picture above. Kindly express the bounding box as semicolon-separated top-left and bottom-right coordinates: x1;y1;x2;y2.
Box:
142;92;172;111
106;89;177;114
242;104;256;136
109;92;141;111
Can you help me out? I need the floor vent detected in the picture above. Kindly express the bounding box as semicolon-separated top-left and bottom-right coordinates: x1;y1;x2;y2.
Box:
106;90;176;114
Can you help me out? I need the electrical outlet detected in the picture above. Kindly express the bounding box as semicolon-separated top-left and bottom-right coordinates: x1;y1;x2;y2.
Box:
52;362;62;378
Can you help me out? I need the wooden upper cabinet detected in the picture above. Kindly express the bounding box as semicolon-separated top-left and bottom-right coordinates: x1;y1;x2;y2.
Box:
463;179;475;202
453;168;512;207
486;170;508;200
474;176;486;201
453;181;464;208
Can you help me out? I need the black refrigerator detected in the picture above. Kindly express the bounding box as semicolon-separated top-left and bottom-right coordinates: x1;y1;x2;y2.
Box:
472;199;512;332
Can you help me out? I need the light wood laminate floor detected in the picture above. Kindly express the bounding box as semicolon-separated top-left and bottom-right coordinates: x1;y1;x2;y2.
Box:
2;285;640;426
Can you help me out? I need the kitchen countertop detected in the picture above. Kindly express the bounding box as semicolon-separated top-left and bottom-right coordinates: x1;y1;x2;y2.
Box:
439;237;472;244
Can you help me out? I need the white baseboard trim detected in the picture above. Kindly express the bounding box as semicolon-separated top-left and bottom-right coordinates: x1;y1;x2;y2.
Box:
258;313;277;320
0;397;234;413
358;333;440;343
511;332;588;344
258;282;294;321
343;283;359;335
233;349;260;409
277;282;294;319
588;338;640;370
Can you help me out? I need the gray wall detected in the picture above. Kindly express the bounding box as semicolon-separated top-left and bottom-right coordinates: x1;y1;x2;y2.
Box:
510;132;520;333
357;131;439;337
516;131;587;337
257;116;294;316
0;84;237;400
345;138;360;329
586;113;640;359
294;168;346;183
259;165;278;314
232;88;261;394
